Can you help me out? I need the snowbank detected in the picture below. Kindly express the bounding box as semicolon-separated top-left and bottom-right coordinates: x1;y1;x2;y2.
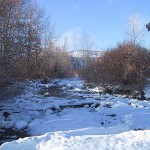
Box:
1;130;150;150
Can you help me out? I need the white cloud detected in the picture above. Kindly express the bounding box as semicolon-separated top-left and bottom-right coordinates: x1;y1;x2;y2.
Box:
57;27;97;51
56;27;84;50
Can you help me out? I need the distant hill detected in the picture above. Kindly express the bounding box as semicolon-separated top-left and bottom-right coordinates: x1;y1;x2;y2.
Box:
68;50;105;70
68;49;104;58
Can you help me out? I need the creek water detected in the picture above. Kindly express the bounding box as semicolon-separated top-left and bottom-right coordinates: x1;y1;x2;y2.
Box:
0;83;96;145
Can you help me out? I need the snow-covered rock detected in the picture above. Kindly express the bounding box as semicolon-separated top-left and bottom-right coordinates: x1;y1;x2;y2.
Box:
84;104;89;108
28;119;42;129
51;104;61;110
15;121;28;130
44;92;50;97
1;121;14;129
45;109;53;115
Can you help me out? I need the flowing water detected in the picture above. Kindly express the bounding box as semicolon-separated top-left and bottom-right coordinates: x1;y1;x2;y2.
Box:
0;80;99;145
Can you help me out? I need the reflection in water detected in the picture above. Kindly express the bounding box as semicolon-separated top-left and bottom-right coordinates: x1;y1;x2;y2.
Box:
0;128;29;145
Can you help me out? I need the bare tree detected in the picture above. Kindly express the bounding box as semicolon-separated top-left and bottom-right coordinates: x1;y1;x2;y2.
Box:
126;13;145;44
0;0;55;79
0;0;25;78
0;0;72;83
79;32;95;76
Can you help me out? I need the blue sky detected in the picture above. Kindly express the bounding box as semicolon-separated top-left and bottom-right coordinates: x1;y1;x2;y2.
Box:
37;0;150;50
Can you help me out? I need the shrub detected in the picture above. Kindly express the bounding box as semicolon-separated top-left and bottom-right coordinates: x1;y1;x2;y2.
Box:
84;42;150;92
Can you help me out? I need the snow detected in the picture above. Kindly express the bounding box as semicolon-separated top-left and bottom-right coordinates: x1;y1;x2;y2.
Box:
1;130;150;150
15;121;28;130
1;121;14;129
144;79;150;98
0;77;150;149
45;109;53;115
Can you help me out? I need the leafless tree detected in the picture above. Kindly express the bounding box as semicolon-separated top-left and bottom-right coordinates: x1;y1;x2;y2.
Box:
126;13;145;45
0;0;72;83
0;0;55;79
0;0;25;78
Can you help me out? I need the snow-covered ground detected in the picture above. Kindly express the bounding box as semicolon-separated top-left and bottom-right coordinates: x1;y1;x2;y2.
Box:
0;78;150;150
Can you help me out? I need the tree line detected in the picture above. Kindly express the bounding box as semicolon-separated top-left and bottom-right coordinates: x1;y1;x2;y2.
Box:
0;0;72;89
1;0;150;97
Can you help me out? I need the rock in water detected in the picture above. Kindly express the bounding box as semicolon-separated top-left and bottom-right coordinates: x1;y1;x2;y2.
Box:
44;92;50;97
3;112;10;121
15;121;28;130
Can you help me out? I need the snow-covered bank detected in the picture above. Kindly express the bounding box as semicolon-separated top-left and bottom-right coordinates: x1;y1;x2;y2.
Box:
0;77;150;149
1;130;150;150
